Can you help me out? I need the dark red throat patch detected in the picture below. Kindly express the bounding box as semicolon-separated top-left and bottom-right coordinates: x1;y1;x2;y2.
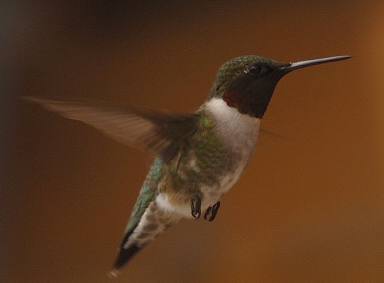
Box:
222;91;241;109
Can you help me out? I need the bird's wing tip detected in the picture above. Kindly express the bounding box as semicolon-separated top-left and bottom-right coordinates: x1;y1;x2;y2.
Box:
20;96;53;105
21;96;38;103
107;269;120;279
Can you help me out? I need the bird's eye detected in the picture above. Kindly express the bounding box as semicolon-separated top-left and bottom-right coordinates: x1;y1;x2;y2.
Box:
248;65;261;75
245;65;270;76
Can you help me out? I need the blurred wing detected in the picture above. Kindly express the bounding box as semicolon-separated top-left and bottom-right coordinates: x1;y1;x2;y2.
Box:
24;97;199;161
259;128;285;139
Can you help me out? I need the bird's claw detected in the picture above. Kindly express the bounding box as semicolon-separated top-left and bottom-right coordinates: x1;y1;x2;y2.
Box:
191;196;201;219
204;201;220;221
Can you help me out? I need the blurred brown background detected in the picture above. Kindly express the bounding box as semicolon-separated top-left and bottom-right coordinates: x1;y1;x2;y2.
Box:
2;0;384;282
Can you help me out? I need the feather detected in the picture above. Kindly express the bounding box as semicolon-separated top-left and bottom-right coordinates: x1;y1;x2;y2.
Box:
23;97;199;161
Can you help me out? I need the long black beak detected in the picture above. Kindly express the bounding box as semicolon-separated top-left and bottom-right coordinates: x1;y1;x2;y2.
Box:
281;55;351;72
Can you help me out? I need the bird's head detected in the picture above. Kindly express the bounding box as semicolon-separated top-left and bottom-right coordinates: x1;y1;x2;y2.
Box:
210;55;351;118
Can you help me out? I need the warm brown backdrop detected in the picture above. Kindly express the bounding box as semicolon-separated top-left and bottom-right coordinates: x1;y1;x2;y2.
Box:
3;0;384;282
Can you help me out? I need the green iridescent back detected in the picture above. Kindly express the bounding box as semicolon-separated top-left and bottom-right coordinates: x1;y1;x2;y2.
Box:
166;110;236;194
124;158;165;233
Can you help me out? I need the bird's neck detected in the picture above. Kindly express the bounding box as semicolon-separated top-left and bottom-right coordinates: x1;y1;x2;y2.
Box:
203;97;260;146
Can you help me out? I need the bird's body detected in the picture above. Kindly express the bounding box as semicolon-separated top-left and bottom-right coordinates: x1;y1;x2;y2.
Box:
24;54;350;275
112;97;261;271
156;98;260;218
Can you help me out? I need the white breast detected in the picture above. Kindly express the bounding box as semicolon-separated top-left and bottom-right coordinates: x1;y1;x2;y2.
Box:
205;98;261;150
201;98;261;206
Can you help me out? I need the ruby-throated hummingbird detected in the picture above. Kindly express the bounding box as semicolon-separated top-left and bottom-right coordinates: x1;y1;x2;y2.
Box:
24;54;350;276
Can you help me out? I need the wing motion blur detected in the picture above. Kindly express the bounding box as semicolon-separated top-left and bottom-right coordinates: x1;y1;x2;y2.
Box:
23;97;199;161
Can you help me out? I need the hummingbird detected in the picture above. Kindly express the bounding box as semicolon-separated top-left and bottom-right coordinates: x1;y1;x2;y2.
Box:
24;54;350;276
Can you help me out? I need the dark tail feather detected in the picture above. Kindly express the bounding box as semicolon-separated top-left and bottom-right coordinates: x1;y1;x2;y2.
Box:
108;226;142;276
108;201;179;277
109;244;142;277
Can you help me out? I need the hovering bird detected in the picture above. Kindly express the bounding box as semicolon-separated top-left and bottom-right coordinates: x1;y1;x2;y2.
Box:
24;55;350;276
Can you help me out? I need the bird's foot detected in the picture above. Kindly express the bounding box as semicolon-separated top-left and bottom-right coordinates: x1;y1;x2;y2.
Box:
204;201;221;222
191;196;201;219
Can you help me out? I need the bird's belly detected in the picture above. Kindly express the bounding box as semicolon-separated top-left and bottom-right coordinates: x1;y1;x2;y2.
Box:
155;105;259;218
200;159;248;209
155;157;250;219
